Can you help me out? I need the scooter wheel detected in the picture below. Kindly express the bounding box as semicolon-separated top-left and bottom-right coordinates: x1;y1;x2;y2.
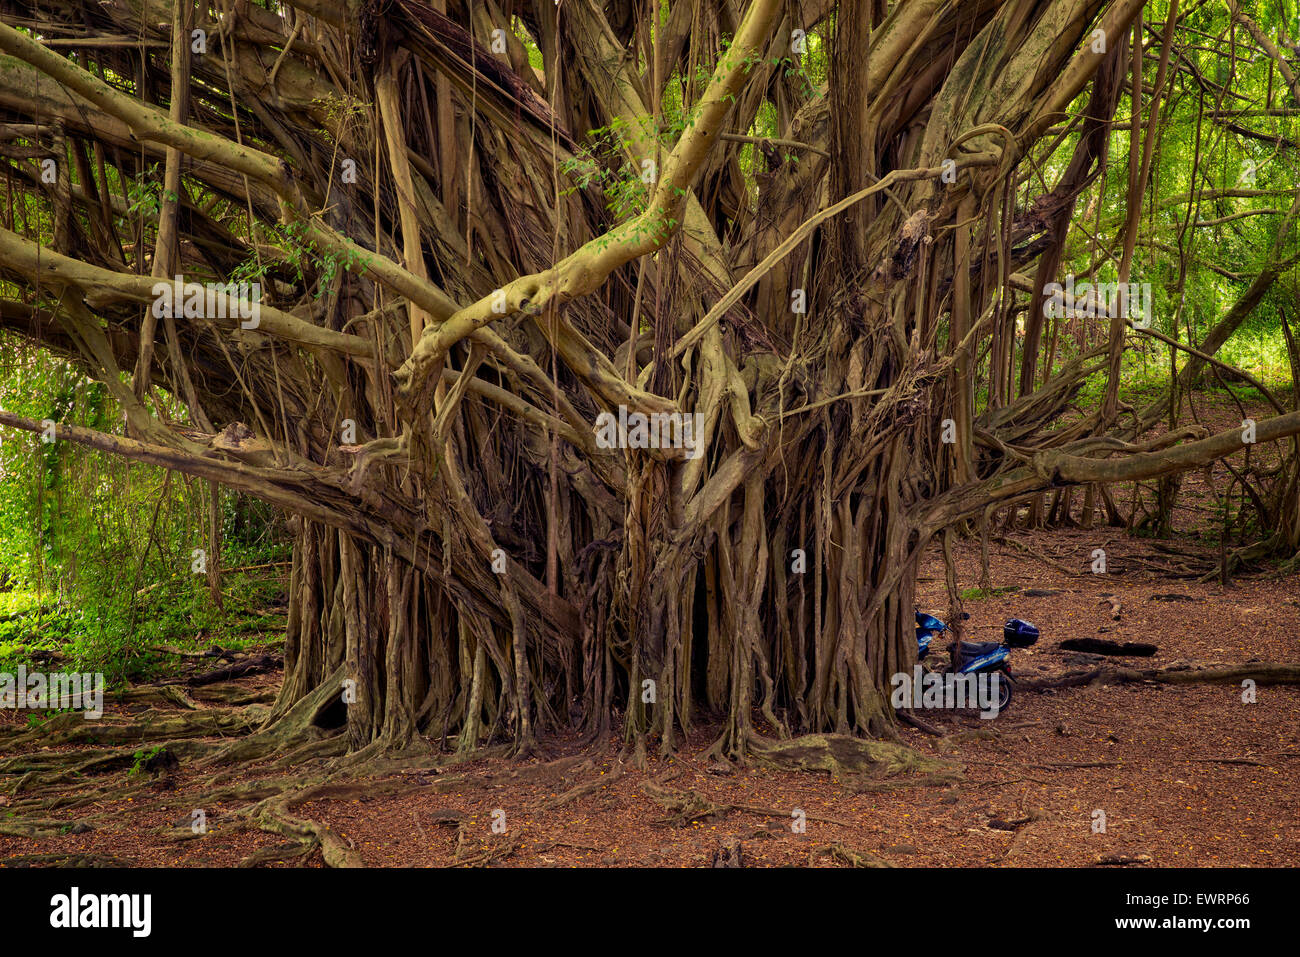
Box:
996;672;1013;713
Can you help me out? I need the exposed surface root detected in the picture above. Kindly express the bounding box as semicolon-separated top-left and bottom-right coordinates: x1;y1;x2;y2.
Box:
809;842;893;868
23;654;1288;867
541;760;626;809
640;780;725;826
1021;661;1300;692
238;841;318;868
250;801;362;868
452;824;524;867
201;667;345;766
748;733;963;789
640;779;855;829
2;852;138;867
4;707;266;749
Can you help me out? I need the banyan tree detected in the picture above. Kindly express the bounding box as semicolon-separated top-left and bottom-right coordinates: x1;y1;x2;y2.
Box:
1;0;1298;766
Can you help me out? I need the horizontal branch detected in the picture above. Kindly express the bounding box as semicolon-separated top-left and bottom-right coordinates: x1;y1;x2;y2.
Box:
0;21;286;186
0;227;376;360
0;26;464;332
0;408;581;643
922;409;1300;531
1034;410;1300;485
0;408;355;529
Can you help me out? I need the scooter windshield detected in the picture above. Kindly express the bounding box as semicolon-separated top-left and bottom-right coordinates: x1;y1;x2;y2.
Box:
915;612;946;633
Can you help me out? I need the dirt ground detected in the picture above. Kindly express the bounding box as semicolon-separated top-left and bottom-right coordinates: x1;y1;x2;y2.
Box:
3;532;1296;868
2;393;1298;867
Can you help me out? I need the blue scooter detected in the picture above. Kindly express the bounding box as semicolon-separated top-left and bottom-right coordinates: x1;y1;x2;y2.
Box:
914;612;1039;713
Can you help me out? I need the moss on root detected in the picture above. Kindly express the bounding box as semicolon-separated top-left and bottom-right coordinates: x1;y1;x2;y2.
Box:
748;733;963;790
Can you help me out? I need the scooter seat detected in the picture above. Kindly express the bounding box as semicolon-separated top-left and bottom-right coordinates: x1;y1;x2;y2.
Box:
955;640;1003;666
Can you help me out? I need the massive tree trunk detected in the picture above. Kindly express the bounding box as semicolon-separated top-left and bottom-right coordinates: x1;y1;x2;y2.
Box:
1;0;1297;762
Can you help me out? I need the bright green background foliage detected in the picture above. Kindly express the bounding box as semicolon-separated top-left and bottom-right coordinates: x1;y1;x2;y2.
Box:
0;334;288;687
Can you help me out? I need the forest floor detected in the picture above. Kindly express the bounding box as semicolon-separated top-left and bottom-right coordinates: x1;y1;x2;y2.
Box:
2;390;1298;867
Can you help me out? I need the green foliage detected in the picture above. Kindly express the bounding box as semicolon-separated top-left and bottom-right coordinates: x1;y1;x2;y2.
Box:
128;745;165;777
959;585;1019;601
560;117;658;224
230;219;369;298
0;335;289;686
559;21;824;239
1024;0;1300;403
